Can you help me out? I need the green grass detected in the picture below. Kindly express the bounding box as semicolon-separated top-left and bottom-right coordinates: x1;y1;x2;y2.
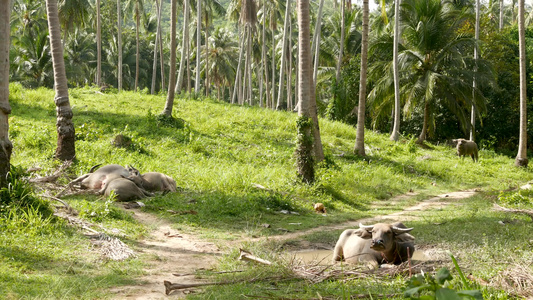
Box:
3;84;533;298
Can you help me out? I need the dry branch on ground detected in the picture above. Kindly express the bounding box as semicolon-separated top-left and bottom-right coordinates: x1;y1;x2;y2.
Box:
493;204;533;221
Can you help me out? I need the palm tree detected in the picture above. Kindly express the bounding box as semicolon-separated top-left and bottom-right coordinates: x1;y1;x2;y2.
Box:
515;0;528;167
64;28;95;86
162;0;177;117
312;0;325;85
296;0;314;183
151;0;162;94
335;0;345;83
390;0;401;141
499;0;504;30
276;0;291;110
0;0;13;187
205;27;238;100
195;0;201;96
46;0;76;160
175;0;189;94
241;0;257;105
375;0;489;144
203;0;226;97
354;0;369;156
117;0;123;91
124;0;145;91
470;0;479;141
96;0;101;86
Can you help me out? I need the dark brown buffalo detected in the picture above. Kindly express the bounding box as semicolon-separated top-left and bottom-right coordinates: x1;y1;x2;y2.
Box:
332;222;414;266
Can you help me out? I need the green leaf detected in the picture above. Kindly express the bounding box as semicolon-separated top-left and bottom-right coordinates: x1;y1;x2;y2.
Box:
436;268;453;285
457;290;484;300
404;285;433;297
407;274;427;288
436;288;462;300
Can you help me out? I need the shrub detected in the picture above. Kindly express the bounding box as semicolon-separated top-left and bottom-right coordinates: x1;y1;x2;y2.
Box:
0;166;53;217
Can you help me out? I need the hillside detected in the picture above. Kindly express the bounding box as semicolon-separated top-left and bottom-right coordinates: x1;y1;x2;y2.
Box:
3;85;533;299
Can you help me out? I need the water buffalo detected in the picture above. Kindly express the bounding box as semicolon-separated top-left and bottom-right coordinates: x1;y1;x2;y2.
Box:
453;139;479;162
72;164;139;190
100;176;153;201
332;222;414;266
134;172;177;192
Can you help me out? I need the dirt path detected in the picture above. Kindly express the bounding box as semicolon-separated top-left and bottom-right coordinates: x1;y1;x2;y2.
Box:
111;210;222;299
239;189;477;244
112;189;477;299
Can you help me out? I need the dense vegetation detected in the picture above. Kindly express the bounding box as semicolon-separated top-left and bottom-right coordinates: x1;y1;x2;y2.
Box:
1;85;533;298
8;0;533;150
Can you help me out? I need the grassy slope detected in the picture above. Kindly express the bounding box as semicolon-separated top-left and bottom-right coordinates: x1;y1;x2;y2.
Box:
3;84;533;298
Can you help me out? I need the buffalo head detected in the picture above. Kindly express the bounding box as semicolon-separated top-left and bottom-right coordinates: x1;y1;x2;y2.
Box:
358;223;413;252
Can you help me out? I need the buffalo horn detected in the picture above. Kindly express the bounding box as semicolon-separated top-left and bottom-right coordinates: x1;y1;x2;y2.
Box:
359;223;374;229
392;226;414;233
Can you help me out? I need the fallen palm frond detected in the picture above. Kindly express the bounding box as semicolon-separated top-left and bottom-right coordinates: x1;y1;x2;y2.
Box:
52;205;134;261
291;261;436;284
490;262;533;298
90;233;136;261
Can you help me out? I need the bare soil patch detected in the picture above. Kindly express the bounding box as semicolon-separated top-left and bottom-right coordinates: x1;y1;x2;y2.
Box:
111;210;222;299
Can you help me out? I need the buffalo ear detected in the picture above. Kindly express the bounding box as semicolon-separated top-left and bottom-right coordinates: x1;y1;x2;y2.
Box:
354;228;373;239
392;226;413;235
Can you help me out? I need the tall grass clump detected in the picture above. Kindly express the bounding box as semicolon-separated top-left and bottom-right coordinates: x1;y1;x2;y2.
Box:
0;165;53;217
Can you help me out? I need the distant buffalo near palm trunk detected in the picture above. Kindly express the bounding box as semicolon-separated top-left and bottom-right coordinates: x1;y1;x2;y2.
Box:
453;139;479;162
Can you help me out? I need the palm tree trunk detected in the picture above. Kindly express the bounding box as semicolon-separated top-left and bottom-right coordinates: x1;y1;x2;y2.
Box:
162;0;177;117
159;1;165;92
195;0;201;96
335;0;345;83
187;39;191;93
205;12;210;97
262;5;270;108
117;0;122;91
271;22;276;109
312;0;325;85
287;17;293;111
499;0;504;31
295;37;299;111
247;26;253;105
175;0;190;94
151;0;161;94
135;1;140;91
354;0;368;156
0;0;13;187
260;1;266;107
232;28;245;104
390;0;401;141
470;0;480;141
417;101;429;144
276;0;291;110
96;0;101;87
296;0;314;183
516;0;528;167
46;0;76;161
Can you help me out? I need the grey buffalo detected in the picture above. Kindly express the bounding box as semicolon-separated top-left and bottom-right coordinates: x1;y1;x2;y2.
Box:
73;164;138;190
333;222;414;266
133;172;177;192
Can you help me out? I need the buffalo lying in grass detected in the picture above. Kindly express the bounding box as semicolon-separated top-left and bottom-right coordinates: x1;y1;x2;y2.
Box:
133;172;177;192
333;222;415;267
